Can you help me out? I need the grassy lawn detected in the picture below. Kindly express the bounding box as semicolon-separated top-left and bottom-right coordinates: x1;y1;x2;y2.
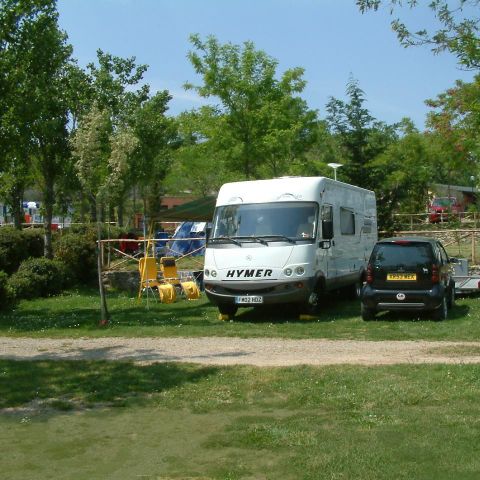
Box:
1;360;479;479
1;287;480;340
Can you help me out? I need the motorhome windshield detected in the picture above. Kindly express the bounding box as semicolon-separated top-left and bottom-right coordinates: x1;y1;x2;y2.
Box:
211;202;318;240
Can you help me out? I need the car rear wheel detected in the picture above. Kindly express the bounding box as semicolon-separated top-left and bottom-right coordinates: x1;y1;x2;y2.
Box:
361;303;376;321
432;296;448;321
447;285;455;309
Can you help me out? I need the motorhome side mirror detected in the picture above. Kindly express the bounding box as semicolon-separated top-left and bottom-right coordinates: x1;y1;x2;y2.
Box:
319;240;331;249
205;226;212;240
322;220;333;240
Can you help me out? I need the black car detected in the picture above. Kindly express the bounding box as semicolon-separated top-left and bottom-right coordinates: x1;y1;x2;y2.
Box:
360;237;456;321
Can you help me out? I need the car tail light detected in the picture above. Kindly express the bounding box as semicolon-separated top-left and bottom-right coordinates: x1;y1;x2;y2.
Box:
366;264;374;284
393;240;411;245
431;264;440;284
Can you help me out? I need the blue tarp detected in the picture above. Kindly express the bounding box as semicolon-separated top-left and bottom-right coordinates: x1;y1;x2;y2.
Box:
166;222;206;257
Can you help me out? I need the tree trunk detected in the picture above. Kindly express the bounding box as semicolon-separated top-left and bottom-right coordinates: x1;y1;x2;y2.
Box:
43;179;55;259
10;185;24;230
117;202;124;227
96;198;109;326
90;198;97;222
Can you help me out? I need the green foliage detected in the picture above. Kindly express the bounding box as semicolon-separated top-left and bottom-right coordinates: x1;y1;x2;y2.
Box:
53;232;97;284
0;227;28;274
184;34;317;180
326;77;398;191
7;257;69;300
368;125;435;230
357;0;480;70
426;76;480;186
22;228;45;258
0;227;46;274
0;271;15;310
128;90;178;222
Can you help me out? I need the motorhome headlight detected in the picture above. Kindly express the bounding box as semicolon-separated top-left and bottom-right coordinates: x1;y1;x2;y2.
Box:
204;269;210;277
295;266;305;276
211;270;217;278
284;268;293;277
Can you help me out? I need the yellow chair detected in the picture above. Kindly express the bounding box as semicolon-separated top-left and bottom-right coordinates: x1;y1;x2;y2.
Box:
158;283;176;303
160;256;200;300
159;257;182;286
138;257;161;298
138;257;178;303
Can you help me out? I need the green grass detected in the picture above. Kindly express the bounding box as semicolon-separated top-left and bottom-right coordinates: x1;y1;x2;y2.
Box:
1;287;480;340
1;360;480;479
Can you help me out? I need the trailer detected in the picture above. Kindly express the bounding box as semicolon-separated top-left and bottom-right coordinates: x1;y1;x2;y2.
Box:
452;258;480;295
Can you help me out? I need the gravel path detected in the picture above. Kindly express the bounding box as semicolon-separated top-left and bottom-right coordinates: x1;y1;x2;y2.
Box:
2;337;480;366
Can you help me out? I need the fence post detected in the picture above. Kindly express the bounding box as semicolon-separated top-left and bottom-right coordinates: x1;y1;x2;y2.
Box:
472;232;476;264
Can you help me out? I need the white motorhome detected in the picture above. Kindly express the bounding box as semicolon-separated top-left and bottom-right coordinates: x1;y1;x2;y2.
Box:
203;176;377;318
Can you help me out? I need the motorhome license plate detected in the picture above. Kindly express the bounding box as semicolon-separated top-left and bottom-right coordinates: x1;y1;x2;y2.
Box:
387;273;416;281
235;296;263;304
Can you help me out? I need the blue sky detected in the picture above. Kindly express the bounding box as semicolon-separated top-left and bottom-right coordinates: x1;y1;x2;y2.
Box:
57;0;475;129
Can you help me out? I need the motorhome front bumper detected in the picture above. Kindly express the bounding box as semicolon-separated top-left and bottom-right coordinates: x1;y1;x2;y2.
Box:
204;278;317;307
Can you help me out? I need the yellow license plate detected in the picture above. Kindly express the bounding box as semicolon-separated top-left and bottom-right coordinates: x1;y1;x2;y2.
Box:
387;273;417;281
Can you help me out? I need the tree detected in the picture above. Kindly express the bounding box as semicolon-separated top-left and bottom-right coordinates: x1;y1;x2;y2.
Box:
129;90;179;228
368;119;436;230
424;76;480;185
72;106;138;325
165;108;236;196
357;0;480;69
184;34;317;179
288;120;343;177
326;78;398;189
71;49;150;224
0;0;74;257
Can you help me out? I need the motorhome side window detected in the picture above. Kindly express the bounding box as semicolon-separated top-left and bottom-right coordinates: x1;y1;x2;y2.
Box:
321;205;333;239
340;207;355;235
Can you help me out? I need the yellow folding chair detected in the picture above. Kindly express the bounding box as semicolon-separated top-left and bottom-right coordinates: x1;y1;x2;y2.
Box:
160;256;200;300
138;257;160;300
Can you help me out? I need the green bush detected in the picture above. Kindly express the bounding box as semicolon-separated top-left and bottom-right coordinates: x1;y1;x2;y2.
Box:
0;270;16;310
53;232;97;284
8;258;69;300
22;228;45;258
0;227;27;274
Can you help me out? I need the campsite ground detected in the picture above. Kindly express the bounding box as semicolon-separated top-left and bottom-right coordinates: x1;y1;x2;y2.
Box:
1;289;480;479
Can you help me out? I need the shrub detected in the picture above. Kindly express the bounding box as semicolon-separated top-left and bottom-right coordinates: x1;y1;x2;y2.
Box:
22;228;45;258
8;258;69;300
0;270;16;310
0;227;27;274
53;232;97;284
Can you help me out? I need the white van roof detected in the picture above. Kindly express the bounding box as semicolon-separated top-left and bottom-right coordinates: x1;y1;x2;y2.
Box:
215;176;374;206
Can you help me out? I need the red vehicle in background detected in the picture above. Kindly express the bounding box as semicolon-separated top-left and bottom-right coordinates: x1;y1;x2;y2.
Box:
428;196;463;223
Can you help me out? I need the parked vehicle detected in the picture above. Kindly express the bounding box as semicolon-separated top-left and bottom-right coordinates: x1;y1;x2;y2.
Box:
203;176;377;318
360;237;456;321
428;196;463;223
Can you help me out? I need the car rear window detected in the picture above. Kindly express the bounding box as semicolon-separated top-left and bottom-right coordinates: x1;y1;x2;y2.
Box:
371;242;433;268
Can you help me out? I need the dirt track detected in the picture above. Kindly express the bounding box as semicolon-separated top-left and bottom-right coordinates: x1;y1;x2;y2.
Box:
2;337;480;366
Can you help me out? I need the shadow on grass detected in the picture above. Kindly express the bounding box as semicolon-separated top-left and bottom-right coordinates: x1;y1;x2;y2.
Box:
368;304;470;322
232;293;361;324
0;293;219;332
0;359;219;412
0;288;365;332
